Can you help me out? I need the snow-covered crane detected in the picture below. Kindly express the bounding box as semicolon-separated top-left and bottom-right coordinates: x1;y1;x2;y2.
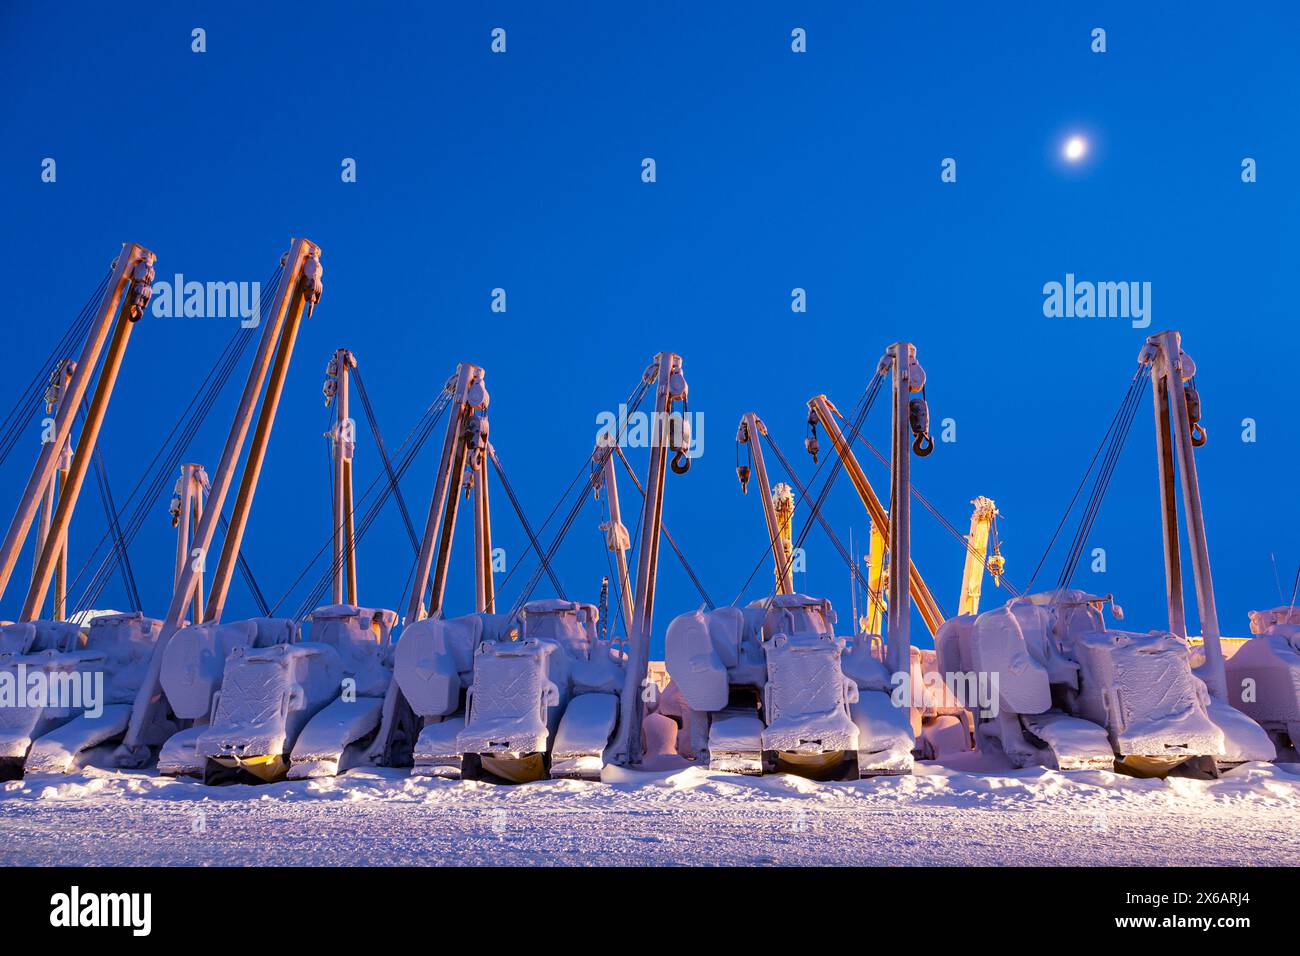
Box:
1138;331;1296;762
177;347;404;782
382;352;692;781
936;330;1275;776
116;238;325;779
735;413;795;595
0;244;160;780
664;343;930;778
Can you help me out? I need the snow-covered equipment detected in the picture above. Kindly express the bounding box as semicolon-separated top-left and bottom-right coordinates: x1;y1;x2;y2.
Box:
0;244;160;778
286;604;398;778
154;346;405;782
935;591;1238;774
666;593;913;777
397;599;624;780
117;238;325;769
0;612;161;778
1133;332;1273;767
375;353;695;781
161;347;402;782
933;331;1273;774
196;637;342;784
664;344;937;777
797;352;1007;760
154;616;299;775
1224;607;1300;756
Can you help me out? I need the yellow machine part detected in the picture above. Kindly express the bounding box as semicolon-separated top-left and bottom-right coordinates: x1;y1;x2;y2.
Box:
775;750;848;780
1114;754;1191;778
481;752;548;784
210;753;288;783
1187;635;1248;661
864;524;886;636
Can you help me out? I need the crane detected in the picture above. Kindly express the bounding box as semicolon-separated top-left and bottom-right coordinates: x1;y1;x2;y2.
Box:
934;330;1274;776
1137;332;1284;763
117;237;323;771
0;244;155;614
735;412;794;595
664;342;930;778
379;352;691;781
0;243;159;780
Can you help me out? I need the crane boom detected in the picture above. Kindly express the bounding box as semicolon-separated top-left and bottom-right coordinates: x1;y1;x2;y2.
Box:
1141;330;1226;699
958;496;999;616
118;237;322;763
610;351;690;766
806;392;944;636
736;412;793;594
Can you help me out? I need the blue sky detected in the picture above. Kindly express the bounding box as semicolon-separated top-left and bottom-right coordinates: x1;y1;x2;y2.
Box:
2;2;1298;654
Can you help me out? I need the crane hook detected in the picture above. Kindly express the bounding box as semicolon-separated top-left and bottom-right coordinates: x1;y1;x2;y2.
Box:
1184;384;1207;447
909;396;933;457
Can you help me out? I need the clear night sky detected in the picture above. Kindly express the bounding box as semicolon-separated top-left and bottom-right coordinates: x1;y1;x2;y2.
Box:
2;2;1297;653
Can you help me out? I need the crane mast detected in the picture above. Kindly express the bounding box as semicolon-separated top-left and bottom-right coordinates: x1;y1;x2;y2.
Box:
118;237;322;763
736;412;794;595
594;433;635;640
958;496;1000;617
473;432;494;615
30;360;76;621
203;242;322;622
324;348;359;606
168;463;209;624
0;243;156;614
610;351;690;767
864;522;886;636
405;362;491;625
1141;330;1226;699
884;343;921;674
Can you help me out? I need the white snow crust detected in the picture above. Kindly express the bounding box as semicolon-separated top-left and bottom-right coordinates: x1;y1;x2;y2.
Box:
3;757;1297;866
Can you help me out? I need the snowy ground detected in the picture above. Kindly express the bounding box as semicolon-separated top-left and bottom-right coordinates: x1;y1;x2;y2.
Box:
3;756;1299;866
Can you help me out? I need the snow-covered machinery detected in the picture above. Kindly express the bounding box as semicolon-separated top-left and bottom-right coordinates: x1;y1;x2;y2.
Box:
935;331;1274;775
154;346;407;783
155;616;299;776
116;238;326;775
186;609;392;784
665;593;914;777
936;591;1232;773
1224;607;1300;758
0;613;161;778
396;598;626;780
664;344;933;777
0;244;159;778
286;604;398;778
376;352;693;781
183;350;403;782
804;390;1009;760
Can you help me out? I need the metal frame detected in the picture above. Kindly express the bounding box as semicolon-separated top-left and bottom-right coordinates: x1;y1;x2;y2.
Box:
118;237;322;760
0;242;156;610
737;412;794;595
1142;330;1226;699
